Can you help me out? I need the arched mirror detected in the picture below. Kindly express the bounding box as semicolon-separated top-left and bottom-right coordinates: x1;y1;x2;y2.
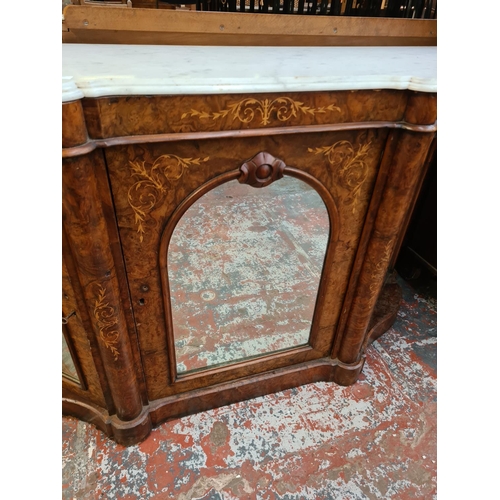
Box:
167;173;330;375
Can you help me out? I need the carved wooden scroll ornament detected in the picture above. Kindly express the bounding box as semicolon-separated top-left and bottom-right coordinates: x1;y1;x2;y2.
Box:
239;152;286;188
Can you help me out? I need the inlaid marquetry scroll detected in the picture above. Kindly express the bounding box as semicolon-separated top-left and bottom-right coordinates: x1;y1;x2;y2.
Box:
181;97;341;127
77;90;412;139
308;140;371;213
93;284;120;360
128;154;210;242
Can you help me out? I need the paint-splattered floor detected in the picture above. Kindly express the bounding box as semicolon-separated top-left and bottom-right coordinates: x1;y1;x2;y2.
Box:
62;272;437;500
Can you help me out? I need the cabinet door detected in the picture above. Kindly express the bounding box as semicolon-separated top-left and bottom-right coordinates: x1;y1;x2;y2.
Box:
105;127;389;401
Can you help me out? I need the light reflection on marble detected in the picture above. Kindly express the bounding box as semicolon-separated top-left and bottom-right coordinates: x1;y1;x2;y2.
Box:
62;45;437;101
168;176;329;374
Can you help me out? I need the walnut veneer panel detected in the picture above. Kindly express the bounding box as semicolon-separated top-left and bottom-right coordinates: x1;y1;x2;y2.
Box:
82;90;408;138
104;128;388;399
62;85;436;444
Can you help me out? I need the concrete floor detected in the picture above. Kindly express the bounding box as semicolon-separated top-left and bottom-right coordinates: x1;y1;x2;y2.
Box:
62;271;437;499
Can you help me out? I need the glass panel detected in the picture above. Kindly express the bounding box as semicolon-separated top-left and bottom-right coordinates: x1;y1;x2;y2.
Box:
168;176;329;374
62;332;80;383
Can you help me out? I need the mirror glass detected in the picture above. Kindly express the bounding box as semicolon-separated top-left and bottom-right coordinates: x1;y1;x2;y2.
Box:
62;332;80;384
168;176;329;374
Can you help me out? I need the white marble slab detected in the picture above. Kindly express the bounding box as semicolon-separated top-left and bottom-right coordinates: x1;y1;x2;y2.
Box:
62;76;84;102
62;45;436;102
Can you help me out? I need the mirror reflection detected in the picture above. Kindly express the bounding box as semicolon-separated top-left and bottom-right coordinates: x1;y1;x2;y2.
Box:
62;332;80;384
168;176;329;374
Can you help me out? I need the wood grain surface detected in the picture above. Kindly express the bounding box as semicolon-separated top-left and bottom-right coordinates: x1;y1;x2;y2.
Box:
62;7;437;46
62;87;436;444
81;90;409;139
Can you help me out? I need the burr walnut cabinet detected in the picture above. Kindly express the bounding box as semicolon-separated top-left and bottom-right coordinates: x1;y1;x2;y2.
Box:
62;45;437;445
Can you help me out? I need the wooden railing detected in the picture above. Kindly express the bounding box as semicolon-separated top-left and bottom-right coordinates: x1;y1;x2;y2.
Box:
194;0;436;18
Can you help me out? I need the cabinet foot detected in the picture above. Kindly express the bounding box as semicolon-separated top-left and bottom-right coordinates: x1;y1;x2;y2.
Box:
109;408;152;446
63;399;152;446
331;357;366;386
332;281;402;386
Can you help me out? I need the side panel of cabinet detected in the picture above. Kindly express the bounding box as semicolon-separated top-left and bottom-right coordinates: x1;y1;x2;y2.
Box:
62;150;150;423
104;127;389;401
62;253;108;408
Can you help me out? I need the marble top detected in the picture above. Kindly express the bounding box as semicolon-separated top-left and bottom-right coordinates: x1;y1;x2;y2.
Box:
62;45;436;102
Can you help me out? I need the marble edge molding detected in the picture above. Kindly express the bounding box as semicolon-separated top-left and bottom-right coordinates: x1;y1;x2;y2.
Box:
62;76;437;102
62;76;85;102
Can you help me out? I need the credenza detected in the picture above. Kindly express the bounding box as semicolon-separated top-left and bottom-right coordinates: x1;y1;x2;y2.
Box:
62;45;436;445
